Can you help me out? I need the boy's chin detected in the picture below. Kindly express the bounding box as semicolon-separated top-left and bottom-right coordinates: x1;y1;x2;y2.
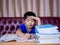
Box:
28;26;33;29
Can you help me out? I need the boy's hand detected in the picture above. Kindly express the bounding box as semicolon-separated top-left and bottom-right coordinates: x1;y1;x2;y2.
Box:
30;16;41;25
30;34;37;39
24;33;31;39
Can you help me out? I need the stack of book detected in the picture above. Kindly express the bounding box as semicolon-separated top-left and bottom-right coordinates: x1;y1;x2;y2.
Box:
35;24;60;43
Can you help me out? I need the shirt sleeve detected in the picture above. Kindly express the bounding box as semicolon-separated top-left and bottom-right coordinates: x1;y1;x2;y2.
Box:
19;24;24;31
19;24;27;33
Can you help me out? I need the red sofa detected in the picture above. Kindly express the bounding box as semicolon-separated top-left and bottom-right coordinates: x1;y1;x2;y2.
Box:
0;17;60;37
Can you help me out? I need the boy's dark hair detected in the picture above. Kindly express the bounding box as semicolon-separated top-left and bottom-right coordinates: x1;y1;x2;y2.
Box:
24;12;36;20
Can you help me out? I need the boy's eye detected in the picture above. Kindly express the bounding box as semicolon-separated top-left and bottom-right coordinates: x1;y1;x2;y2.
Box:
26;19;34;22
31;20;34;22
26;19;29;22
27;20;29;22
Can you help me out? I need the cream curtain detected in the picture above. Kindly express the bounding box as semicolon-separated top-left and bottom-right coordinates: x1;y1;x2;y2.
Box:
0;0;60;17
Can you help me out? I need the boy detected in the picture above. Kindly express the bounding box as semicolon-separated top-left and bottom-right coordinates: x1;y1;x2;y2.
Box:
16;12;41;40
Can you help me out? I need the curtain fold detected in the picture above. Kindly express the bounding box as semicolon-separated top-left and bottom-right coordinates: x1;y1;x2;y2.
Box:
0;0;60;17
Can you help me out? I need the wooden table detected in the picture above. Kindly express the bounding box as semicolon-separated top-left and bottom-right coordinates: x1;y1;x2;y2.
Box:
0;42;60;45
0;40;60;45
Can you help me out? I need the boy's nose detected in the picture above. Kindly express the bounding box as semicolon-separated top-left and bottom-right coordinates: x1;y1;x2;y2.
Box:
29;21;32;24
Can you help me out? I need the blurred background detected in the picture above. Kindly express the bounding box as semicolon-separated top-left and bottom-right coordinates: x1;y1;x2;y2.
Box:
0;0;60;17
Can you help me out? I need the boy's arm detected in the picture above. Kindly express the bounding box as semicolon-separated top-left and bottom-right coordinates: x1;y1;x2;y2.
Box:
35;17;41;25
16;29;30;39
30;16;41;25
16;29;24;37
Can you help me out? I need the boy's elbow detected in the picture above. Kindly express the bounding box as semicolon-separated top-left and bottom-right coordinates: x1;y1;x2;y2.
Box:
16;29;20;35
16;29;18;35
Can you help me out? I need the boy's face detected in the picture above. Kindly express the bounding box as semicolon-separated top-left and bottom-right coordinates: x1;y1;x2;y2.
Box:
24;16;35;29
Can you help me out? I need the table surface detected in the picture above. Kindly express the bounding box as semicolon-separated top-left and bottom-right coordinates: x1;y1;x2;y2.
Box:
0;42;60;45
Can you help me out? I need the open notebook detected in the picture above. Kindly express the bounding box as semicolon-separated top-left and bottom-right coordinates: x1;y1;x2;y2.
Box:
0;34;37;42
